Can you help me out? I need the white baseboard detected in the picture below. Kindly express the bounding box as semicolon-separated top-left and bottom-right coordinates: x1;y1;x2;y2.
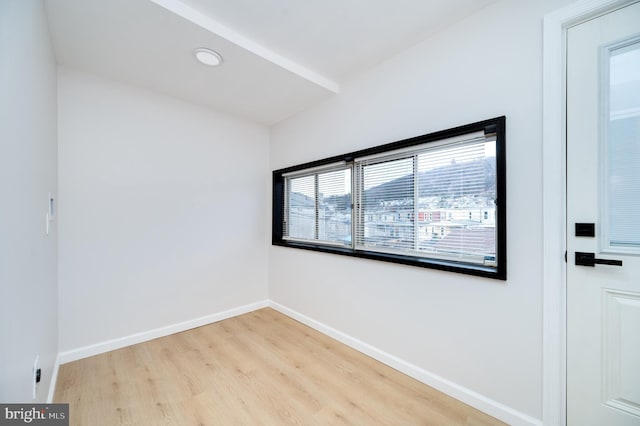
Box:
269;301;542;426
58;300;269;364
47;354;61;403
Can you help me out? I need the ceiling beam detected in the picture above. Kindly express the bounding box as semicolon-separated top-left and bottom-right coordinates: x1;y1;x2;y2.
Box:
149;0;340;94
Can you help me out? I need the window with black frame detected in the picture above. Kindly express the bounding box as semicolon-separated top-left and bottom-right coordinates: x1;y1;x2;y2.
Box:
272;116;506;280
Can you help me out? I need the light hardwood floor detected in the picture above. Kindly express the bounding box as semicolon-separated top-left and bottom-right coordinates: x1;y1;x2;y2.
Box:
55;308;506;425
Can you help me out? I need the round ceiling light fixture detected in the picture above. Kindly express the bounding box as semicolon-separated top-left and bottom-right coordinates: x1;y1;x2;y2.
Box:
194;48;223;67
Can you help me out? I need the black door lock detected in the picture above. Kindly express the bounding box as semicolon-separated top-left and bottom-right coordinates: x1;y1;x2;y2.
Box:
575;223;595;237
575;252;622;267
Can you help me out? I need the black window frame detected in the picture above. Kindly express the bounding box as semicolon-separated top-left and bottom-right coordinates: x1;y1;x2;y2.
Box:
272;116;507;280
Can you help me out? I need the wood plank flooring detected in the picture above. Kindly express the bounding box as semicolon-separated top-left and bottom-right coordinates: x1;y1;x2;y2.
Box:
55;308;506;425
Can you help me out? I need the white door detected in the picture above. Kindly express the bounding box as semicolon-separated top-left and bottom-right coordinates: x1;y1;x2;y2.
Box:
567;2;640;425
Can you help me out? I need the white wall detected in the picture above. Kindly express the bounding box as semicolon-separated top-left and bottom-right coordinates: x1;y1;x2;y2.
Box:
270;0;573;422
0;0;59;402
58;69;269;352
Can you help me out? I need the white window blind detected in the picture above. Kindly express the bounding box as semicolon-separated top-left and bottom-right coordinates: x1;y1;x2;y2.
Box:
605;41;640;252
355;137;496;264
356;157;416;252
284;166;351;245
286;175;315;240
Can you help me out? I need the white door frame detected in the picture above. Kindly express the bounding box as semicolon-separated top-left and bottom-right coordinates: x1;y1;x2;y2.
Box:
542;1;636;425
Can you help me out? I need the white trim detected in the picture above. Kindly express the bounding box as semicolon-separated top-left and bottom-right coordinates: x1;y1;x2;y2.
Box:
269;301;541;426
58;300;269;364
542;1;634;425
542;8;568;426
47;354;61;403
149;0;339;94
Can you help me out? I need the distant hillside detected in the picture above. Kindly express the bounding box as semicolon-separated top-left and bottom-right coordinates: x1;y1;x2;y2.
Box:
362;157;496;204
308;157;496;209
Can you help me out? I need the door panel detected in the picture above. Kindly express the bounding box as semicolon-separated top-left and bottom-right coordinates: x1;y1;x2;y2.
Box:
603;290;640;417
566;2;640;425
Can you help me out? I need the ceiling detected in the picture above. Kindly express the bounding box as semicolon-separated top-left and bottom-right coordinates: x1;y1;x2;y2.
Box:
45;0;496;125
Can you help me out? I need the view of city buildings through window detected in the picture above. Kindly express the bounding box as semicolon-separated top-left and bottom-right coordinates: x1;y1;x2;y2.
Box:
285;138;497;266
286;169;352;244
